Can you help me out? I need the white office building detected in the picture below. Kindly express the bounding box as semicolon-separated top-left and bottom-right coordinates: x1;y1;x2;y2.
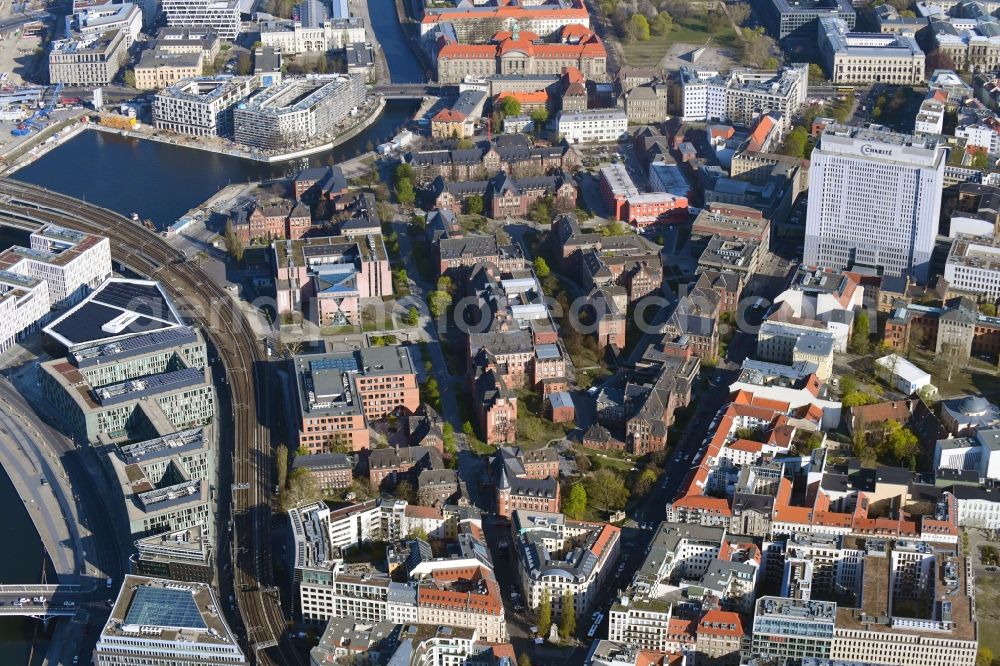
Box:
94;575;246;665
556;109;628;144
0;224;112;308
161;0;241;40
0;272;49;354
804;125;945;282
74;2;143;47
259;17;366;54
944;233;1000;298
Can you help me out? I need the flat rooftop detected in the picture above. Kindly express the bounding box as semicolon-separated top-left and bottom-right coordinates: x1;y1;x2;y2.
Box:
43;278;182;349
101;575;242;654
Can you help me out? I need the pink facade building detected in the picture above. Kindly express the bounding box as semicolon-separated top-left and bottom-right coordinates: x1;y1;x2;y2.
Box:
273;234;392;327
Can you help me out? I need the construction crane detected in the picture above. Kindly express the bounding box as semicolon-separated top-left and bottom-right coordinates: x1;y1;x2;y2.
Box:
11;82;63;136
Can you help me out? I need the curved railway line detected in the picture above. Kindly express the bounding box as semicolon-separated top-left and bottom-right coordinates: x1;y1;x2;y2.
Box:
0;178;295;665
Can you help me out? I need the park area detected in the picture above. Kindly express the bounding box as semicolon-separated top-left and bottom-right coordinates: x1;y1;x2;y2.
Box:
621;16;740;67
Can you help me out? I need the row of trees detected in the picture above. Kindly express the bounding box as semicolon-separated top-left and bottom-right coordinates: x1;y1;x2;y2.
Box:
536;590;576;640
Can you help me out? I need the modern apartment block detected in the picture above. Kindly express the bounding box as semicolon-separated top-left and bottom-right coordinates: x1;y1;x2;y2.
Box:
804;125;944;282
292;346;420;453
161;0;240;40
233;75;366;150
94;576;246;665
153;75;259;137
818;17;925;84
753;0;855;40
675;65;809;130
48;29;127;85
0;224;113;309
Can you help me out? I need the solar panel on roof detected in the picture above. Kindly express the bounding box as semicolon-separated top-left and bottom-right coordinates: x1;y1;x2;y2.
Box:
124;586;207;630
310;356;360;374
95;283;176;322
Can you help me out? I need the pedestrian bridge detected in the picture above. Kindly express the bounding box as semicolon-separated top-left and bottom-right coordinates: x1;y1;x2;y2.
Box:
0;584;89;618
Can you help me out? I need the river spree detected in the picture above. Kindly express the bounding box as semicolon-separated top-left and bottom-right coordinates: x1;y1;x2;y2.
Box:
13;99;419;228
367;0;427;83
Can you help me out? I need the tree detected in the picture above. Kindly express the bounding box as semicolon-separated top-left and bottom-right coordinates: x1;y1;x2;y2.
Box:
462;421;475;438
563;482;587;519
224;219;245;262
395;178;415;206
982;302;997;317
276;444;289;490
530;108;549;126
632;468;659;497
559;592;576;638
741;26;775;68
533;257;551;278
394;163;415;188
465;195;484;215
784;126;809;159
408;526;429;541
941;342;970;382
841;390;877;408
428;290;452;318
498;96;522;118
236;52;253;76
456;138;475;149
978;646;994;666
627;14;650;41
729;3;751;26
123;69;136;88
883;420;919;469
279;467;322;511
585;469;629;512
404;305;419;326
575;453;592;473
537;590;552;638
518;655;533;666
808;63;825;83
850;311;870;354
395;480;416;503
650;11;673;35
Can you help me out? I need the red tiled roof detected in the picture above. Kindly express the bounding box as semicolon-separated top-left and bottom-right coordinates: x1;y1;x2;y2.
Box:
432;108;466;123
698;610;744;637
494;91;549;105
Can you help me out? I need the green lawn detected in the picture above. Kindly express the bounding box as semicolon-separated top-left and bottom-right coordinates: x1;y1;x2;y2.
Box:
620;17;739;67
977;575;1000;657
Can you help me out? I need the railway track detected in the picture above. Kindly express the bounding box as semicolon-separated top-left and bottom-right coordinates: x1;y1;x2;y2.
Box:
0;179;297;665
